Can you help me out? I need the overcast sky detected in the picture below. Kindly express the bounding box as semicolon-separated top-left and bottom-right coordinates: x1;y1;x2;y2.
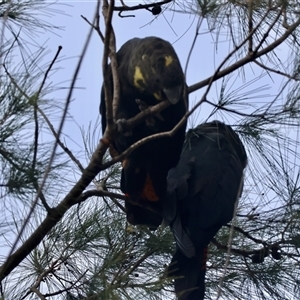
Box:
47;1;216;137
37;0;286;156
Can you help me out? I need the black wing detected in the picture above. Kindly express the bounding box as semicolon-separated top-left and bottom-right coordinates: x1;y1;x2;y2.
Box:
100;37;187;229
165;120;247;299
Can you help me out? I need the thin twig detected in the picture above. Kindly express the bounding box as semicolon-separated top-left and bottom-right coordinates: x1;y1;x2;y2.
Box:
99;176;126;213
76;189;161;215
248;0;253;53
123;250;156;278
223;224;266;245
188;14;300;94
81;14;104;42
29;259;60;299
112;100;170;134
211;238;253;257
102;0;120;130
101;0;114;134
113;0;173;12
105;2;119;124
0;0;13;69
227;13;237;49
38;107;85;172
253;7;283;54
254;60;300;81
216;179;242;299
32;98;39;177
184;17;203;78
204;96;300;127
33;46;63;211
77;188;126;203
0;6;101;281
31;287;45;300
43;270;88;297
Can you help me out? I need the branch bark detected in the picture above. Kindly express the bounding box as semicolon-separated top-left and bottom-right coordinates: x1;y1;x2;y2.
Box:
188;16;300;94
0;139;107;281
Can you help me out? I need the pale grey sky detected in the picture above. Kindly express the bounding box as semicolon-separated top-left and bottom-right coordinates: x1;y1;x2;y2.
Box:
39;1;288;156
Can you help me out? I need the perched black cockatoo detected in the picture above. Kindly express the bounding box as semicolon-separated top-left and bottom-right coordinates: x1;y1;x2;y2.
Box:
164;121;247;299
100;37;187;229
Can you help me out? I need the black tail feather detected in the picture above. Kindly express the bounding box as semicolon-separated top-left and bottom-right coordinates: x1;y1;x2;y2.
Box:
168;247;207;300
125;202;162;230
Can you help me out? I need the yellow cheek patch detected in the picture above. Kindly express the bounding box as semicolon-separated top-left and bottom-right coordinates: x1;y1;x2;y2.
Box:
134;66;145;89
153;92;161;100
165;55;173;66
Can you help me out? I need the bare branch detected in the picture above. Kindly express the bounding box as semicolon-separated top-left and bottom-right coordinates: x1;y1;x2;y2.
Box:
223;224;266;245
113;0;173;13
247;0;253;53
0;4;104;281
188;15;300;94
31;287;45;300
0;1;13;65
38;107;85;173
253;7;283;54
43;270;88;298
104;1;120;124
212;238;253;257
112;100;171;134
254;60;300;81
29;260;60;300
101;0;118;134
77;188;161;215
81;13;104;42
77;188;126;203
0;138;108;281
184;17;204;77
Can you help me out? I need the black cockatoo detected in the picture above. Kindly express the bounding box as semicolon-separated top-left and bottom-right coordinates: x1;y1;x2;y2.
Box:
100;37;187;229
164;121;247;299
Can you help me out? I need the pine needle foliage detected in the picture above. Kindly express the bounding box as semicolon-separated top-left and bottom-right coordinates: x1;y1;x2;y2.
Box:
1;0;300;299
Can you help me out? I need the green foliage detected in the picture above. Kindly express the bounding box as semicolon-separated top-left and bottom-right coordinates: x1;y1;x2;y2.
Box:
1;0;300;299
0;0;66;38
5;197;175;299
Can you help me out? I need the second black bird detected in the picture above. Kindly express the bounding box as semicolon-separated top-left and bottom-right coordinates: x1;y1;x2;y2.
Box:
164;121;247;299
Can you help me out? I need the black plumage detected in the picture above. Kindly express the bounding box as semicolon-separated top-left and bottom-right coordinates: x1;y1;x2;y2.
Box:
164;121;247;299
100;37;187;229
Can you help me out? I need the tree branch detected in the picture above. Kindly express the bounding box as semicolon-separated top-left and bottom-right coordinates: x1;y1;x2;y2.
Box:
113;0;173;12
223;224;267;245
0;5;105;282
254;59;300;81
0;139;108;281
212;238;253;257
38;107;85;173
188;16;300;94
